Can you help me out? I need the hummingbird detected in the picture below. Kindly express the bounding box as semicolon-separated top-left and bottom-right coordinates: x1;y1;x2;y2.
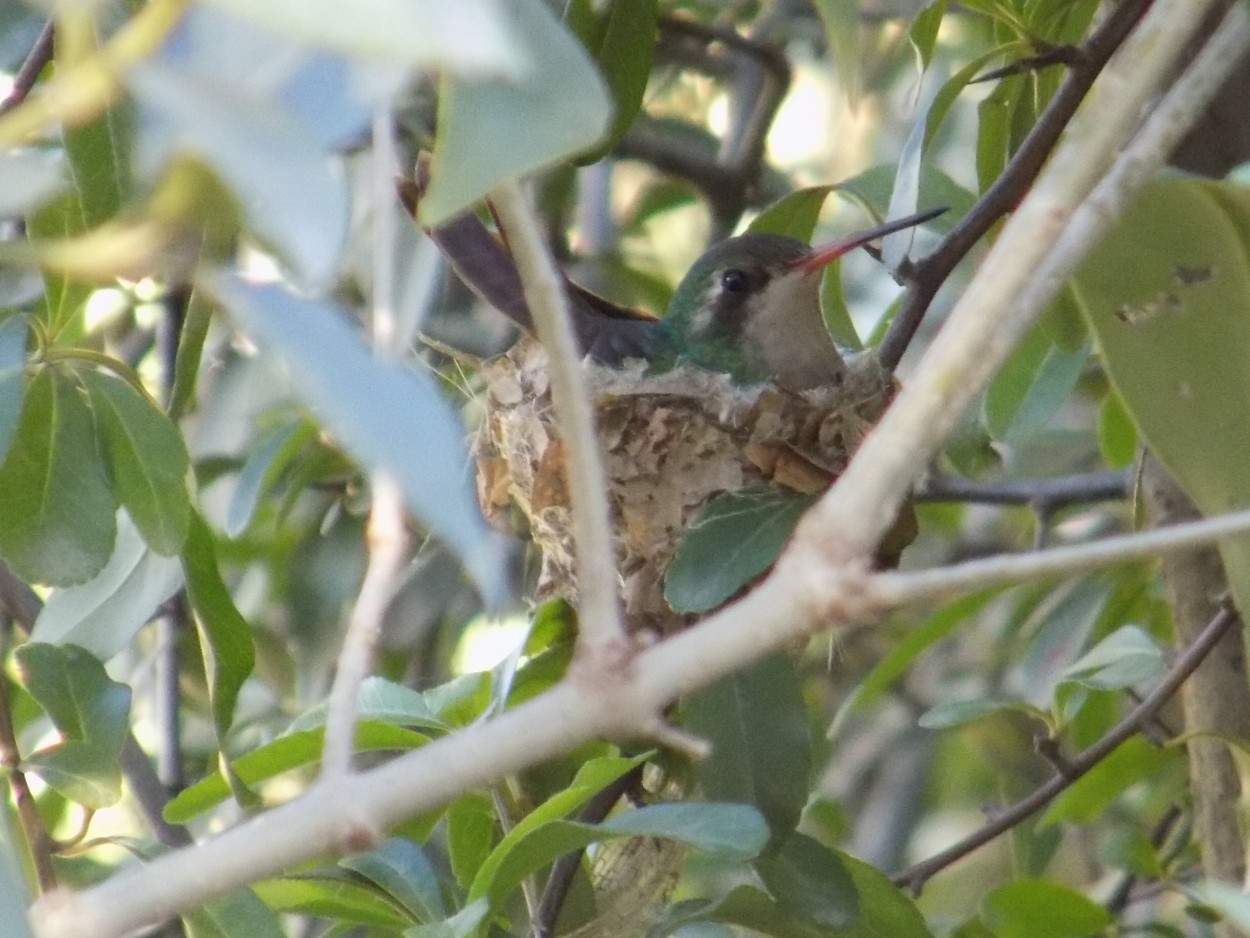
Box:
404;180;942;390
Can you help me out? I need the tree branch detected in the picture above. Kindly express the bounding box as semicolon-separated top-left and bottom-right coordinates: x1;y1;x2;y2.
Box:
892;605;1240;893
488;181;625;652
914;470;1130;511
0;19;54;116
876;0;1150;371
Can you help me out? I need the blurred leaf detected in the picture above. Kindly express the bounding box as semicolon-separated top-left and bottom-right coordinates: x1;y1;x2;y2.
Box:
288;676;448;734
404;898;489;938
31;511;184;659
63;105;130;227
1015;578;1112;708
28;191;94;338
681;655;810;838
164;722;430;823
79;368;191;555
226;418;316;537
169;288;213;420
252;876;409;929
836;851;933;938
976;74;1020;195
199;0;520;75
884;85;940;270
1097;391;1137;470
341;838;446;922
748;186;835;241
918;697;1031;729
1191;882;1250;932
983;321;1088;442
447;794;497;888
837;164;973;236
181;513;256;744
1076;178;1250;613
423;0;611;224
472;802;766;912
1040;285;1088;353
832;590;1000;737
1060;625;1163;691
820;260;864;351
568;0;657;163
15;643;131;807
24;740;123;808
0;148;65;215
207;273;505;605
183;887;285;938
0;315;29;467
755;834;857;929
980;880;1110;938
0;367;116;586
665;490;815;614
812;0;861;110
1040;736;1177;827
909;1;949;70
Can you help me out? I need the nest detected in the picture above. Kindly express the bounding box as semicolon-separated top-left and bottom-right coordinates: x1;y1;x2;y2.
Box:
476;339;902;635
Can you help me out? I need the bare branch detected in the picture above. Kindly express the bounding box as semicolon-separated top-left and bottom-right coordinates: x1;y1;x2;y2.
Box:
489;181;625;651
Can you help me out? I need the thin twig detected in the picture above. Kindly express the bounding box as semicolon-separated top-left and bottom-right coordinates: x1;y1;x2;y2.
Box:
877;0;1150;370
1104;805;1183;914
488;181;625;651
874;508;1250;608
0;19;54;116
321;111;411;778
914;470;1130;511
892;606;1240;893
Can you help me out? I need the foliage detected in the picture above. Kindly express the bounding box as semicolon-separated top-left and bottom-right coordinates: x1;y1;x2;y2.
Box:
0;2;1248;938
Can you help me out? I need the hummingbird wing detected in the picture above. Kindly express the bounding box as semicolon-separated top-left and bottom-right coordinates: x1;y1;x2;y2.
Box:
403;178;663;366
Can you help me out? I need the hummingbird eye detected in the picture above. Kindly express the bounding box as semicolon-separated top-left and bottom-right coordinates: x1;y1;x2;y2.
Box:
720;268;750;293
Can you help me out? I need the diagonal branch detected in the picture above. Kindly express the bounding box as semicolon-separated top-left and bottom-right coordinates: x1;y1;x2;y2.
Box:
892;605;1240;893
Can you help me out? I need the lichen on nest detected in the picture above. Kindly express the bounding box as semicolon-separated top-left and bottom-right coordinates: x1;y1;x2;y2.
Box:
476;339;899;635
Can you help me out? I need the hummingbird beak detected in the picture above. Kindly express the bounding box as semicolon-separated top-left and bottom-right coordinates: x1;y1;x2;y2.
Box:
790;206;947;274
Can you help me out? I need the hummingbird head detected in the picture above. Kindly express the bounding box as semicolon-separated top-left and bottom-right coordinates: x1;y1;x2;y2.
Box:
661;207;945;389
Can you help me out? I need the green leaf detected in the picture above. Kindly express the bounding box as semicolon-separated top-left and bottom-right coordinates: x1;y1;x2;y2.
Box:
62;105;130;229
252;875;410;929
983;321;1089;442
836;851;934;938
918;697;1026;729
15;643;131;808
0;316;29;467
199;0;519;75
341;838;446;922
654;884;831;938
812;0;862;109
1097;391;1137;470
183;887;285;938
23;740;123;809
447;794;497;888
226;418;316;537
14;643;130;748
820;259;865;351
472;802;766;912
980;880;1111;938
31;512;184;659
404;898;489;938
422;0;612;224
1190;881;1250;932
169;288;213;420
570;0;657;163
181;513;256;744
1039;736;1178;827
1076;178;1250;613
28;191;94;338
0;367;117;586
1060;625;1164;691
164;722;430;823
755;834;857;929
748;187;836;241
289;676;448;735
909;1;949;69
79;368;191;555
665;490;815;614
207;273;505;606
680;655;810;838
